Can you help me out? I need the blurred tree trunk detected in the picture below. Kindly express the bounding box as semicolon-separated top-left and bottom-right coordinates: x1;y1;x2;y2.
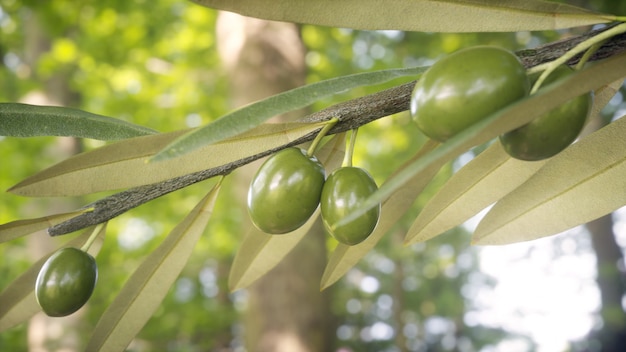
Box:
586;214;626;351
392;230;409;352
216;12;335;352
21;10;84;352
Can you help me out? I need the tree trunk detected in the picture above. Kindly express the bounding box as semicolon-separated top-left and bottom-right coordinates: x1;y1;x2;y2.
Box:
21;10;84;352
586;213;626;351
216;12;334;352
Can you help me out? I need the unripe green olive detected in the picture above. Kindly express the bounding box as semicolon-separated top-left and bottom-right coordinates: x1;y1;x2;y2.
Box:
411;46;529;142
248;147;325;234
321;167;380;245
35;247;98;317
499;64;592;161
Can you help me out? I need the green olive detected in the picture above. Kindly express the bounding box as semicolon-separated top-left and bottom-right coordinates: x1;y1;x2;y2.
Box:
320;167;380;245
247;147;325;234
35;247;98;317
499;64;592;161
411;46;529;142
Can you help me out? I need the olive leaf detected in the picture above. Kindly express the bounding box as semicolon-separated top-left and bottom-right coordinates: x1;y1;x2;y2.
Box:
404;77;623;245
473;114;626;245
320;140;442;290
151;66;426;162
588;79;625;124
190;0;613;33
86;180;221;352
229;134;346;291
0;224;106;331
0;103;157;140
404;142;547;246
9;122;326;197
229;211;321;292
0;209;93;243
335;51;626;230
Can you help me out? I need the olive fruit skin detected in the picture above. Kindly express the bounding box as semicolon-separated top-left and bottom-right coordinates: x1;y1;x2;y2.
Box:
411;46;529;142
321;167;380;245
248;147;326;234
499;65;592;161
35;247;98;317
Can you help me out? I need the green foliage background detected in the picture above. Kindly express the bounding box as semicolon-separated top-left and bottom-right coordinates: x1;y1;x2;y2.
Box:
1;0;625;351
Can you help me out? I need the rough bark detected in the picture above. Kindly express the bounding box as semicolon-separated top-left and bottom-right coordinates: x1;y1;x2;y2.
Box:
216;12;334;352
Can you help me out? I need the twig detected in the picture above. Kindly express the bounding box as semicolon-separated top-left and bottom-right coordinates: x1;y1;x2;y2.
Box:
47;24;626;236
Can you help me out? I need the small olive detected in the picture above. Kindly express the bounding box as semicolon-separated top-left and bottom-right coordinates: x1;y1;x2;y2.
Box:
247;147;326;234
499;64;592;161
411;46;529;141
35;247;98;317
320;167;380;245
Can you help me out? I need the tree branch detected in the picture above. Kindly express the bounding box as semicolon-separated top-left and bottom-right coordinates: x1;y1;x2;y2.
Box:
48;25;626;236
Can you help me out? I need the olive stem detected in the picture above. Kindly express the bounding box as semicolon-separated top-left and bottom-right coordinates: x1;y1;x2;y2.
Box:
306;117;339;157
80;223;105;252
342;129;359;168
576;40;607;71
214;175;225;189
530;22;626;94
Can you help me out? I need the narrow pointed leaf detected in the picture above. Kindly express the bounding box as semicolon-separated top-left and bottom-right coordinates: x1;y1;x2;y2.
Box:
0;224;106;331
321;140;442;290
9;122;326;196
191;0;613;32
589;79;624;122
229;211;320;292
86;181;221;352
405;143;546;245
473;115;626;245
229;134;346;291
151;66;426;162
0;103;157;140
0;209;93;243
335;52;626;230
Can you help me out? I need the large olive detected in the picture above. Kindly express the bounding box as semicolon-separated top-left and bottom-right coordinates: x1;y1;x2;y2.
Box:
411;46;529;142
499;64;592;161
320;167;380;245
35;247;98;317
247;147;326;234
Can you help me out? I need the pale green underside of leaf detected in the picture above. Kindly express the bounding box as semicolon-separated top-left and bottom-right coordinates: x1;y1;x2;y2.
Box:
191;0;613;32
9;122;325;197
229;211;320;292
588;80;625;123
405;142;547;245
151;66;427;162
406;77;623;245
0;103;157;140
320;140;443;290
229;134;346;291
0;209;93;243
473;114;626;245
86;182;221;352
335;52;626;230
0;225;106;331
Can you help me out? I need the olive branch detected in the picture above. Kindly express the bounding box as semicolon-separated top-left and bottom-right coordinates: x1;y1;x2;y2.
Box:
47;23;626;237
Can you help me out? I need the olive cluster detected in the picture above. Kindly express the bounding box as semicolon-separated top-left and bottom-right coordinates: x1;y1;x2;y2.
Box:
410;46;592;161
247;147;380;245
29;47;592;318
35;247;98;317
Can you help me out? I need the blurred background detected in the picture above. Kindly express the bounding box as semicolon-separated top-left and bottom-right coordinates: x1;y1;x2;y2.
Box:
1;0;626;351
